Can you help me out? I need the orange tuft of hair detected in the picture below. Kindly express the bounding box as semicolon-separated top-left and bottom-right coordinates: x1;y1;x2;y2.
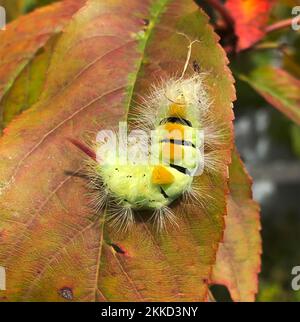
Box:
151;165;175;185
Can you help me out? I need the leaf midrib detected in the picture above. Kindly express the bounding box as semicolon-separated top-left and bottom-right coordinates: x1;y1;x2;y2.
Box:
124;0;170;116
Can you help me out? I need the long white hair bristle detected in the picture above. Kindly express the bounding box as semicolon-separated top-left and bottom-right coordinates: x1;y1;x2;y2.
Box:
151;206;179;232
106;201;135;233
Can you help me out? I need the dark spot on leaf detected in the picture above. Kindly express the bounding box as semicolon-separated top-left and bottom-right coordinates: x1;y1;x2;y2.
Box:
193;60;201;73
110;243;126;254
209;284;233;302
58;287;73;301
142;18;149;26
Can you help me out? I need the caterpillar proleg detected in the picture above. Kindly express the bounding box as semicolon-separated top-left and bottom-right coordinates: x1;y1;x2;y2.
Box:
69;35;226;232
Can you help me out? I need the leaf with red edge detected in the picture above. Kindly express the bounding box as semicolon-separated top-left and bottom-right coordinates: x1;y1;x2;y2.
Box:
240;66;300;125
0;0;87;129
0;0;235;301
211;149;262;302
225;0;275;51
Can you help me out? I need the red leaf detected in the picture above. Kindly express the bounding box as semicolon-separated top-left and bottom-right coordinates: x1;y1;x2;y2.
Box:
211;149;262;302
225;0;275;51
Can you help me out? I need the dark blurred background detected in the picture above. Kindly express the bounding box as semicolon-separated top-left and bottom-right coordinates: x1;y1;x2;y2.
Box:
231;0;300;299
234;79;300;302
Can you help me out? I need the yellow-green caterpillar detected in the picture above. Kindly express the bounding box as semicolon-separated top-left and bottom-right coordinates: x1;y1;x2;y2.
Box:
69;39;225;232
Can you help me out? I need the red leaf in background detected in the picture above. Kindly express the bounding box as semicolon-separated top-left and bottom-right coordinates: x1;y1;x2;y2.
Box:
211;149;261;302
225;0;275;51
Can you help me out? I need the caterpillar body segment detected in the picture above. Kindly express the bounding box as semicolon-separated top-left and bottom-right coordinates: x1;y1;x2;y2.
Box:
85;72;221;232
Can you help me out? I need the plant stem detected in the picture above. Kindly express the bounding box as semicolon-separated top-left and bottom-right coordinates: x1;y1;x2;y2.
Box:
204;0;235;29
265;18;294;34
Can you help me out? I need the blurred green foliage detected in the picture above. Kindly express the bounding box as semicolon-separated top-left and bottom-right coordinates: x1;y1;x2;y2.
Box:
291;125;300;157
0;0;58;21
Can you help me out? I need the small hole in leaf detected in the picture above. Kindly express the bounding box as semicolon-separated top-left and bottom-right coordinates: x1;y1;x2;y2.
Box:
202;278;208;284
209;284;233;302
142;18;149;26
110;243;126;254
193;60;201;73
58;287;74;301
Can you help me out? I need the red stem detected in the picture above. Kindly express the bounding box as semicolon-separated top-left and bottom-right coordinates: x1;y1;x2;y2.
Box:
265;18;294;34
67;137;96;161
204;0;235;29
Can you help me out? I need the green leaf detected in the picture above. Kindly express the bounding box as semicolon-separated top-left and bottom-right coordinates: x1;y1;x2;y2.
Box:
0;0;60;21
240;66;300;125
1;35;59;129
0;0;34;20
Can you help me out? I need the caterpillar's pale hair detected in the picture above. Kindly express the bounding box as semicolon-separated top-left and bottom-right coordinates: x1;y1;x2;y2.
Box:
107;201;135;233
130;73;212;132
151;206;178;232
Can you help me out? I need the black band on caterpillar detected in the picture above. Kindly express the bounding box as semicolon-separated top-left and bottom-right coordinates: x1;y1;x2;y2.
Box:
160;187;169;199
160;138;196;148
159;117;192;127
169;163;192;176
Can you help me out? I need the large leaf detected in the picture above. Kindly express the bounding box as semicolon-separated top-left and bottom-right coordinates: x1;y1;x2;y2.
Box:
0;0;235;301
240;66;300;125
0;0;86;129
211;149;261;302
225;0;274;51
